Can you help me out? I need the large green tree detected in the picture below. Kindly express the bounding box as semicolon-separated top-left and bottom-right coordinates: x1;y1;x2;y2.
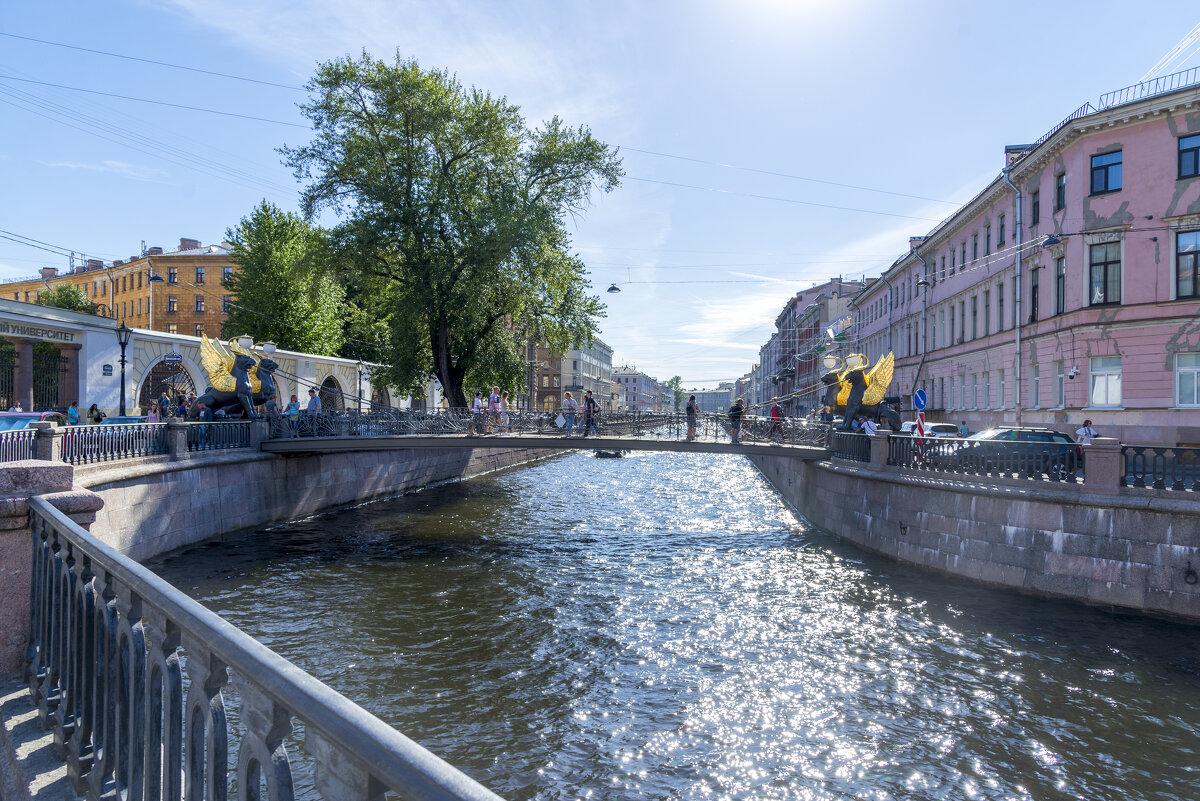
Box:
282;52;622;407
36;284;97;314
223;200;346;355
665;376;685;412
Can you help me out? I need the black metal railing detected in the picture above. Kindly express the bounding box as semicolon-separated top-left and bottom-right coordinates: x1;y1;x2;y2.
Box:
0;428;37;462
60;423;169;465
185;420;252;452
25;495;503;801
1121;445;1200;491
1098;66;1200;110
831;431;871;462
889;436;1080;483
266;409;683;440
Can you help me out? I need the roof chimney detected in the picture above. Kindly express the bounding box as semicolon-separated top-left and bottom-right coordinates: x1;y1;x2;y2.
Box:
909;236;926;251
147;246;164;256
40;267;58;280
86;259;103;270
179;237;201;251
1004;144;1033;167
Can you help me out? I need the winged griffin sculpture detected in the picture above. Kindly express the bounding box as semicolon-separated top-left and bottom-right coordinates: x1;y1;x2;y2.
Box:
189;335;279;419
819;352;901;431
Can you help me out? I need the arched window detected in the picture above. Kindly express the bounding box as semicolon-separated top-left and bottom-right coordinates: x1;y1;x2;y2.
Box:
139;358;197;411
319;376;344;412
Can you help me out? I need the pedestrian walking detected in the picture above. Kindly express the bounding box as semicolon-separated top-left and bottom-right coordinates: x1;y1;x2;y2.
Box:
561;392;578;437
1076;419;1099;444
306;388;322;435
66;401;81;426
499;390;511;433
768;397;783;442
471;391;486;435
728;397;745;443
959;420;969;438
146;401;160;424
686;395;698;441
488;386;501;433
285;394;301;437
87;403;104;424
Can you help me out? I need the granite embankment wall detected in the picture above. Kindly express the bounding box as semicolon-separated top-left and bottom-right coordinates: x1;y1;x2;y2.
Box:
750;454;1200;622
76;446;557;561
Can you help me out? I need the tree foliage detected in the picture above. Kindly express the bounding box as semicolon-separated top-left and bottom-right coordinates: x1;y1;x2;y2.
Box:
36;283;97;314
665;375;685;412
282;52;622;407
222;200;346;356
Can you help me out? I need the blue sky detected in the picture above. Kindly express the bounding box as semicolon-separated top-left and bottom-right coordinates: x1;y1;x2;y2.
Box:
2;1;1199;388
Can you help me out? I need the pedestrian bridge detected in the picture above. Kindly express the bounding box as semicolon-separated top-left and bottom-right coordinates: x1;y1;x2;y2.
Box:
262;433;830;460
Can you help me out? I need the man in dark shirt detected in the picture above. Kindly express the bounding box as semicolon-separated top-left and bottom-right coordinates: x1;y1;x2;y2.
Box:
728;397;745;444
580;390;598;437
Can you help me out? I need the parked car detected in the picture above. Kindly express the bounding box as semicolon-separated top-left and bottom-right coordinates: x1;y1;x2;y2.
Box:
898;421;960;437
0;411;68;431
954;427;1082;478
98;416;148;425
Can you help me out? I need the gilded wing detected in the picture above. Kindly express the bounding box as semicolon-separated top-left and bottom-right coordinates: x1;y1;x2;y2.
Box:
862;352;895;406
200;335;237;393
227;339;262;394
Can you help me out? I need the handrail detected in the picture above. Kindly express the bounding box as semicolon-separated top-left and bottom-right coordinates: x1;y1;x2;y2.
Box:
26;495;504;800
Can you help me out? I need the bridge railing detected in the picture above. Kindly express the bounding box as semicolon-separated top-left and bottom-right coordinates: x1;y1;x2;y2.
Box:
0;428;37;461
888;435;1081;483
25;494;504;801
266;409;682;440
1121;444;1200;491
60;422;169;464
185;420;254;452
831;431;871;462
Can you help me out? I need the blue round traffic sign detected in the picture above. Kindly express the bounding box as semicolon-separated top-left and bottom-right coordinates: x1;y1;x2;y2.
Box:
913;389;927;410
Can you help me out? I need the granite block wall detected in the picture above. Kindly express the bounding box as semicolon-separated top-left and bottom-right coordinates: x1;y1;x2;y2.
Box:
78;447;558;561
750;455;1200;622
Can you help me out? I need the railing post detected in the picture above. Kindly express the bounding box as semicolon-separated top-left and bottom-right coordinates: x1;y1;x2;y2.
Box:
31;421;64;462
1083;437;1121;495
166;422;189;461
0;461;102;679
249;419;270;448
869;430;890;470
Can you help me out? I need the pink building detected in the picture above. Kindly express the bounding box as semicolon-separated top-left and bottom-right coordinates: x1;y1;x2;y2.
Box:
852;69;1200;445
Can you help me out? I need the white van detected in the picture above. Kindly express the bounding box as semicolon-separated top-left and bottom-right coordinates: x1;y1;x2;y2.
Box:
899;421;960;437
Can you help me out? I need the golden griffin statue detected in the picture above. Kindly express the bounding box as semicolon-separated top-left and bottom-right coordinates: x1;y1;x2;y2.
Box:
819;352;901;431
190;335;280;419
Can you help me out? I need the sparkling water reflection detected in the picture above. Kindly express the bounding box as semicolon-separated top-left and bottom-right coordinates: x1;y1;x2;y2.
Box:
151;451;1200;800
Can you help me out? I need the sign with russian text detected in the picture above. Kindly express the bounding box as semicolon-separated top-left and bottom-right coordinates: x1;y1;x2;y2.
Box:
0;322;77;343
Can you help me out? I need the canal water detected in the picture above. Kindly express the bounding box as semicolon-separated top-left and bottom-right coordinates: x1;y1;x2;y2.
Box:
150;451;1200;800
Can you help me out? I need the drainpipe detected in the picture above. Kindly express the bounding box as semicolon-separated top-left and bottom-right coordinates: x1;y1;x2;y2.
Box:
1001;167;1023;428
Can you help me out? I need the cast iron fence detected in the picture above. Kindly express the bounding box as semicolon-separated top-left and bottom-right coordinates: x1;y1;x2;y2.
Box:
831;431;871;462
25;495;503;801
60;423;169;465
185;420;253;452
1121;444;1200;491
889;436;1081;483
0;428;37;462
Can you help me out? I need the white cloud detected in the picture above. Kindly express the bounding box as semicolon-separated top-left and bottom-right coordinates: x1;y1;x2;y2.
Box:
37;160;168;181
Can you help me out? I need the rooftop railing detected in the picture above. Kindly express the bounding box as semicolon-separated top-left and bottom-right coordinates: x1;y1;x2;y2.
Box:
25;494;504;800
1098;66;1200;110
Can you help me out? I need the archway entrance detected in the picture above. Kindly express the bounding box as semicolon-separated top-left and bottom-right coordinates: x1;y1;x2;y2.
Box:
139;359;197;410
371;385;391;410
319;376;344;412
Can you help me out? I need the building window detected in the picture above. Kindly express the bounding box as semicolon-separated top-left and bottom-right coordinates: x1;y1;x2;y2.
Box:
1177;231;1200;298
997;283;1004;331
1090;150;1122;195
223;266;234;283
983;372;990;408
167;295;177;313
972;234;978;261
194;296;205;313
1055;173;1066;211
948;307;954;344
1177;353;1200;406
1055;257;1066;314
168;267;177;284
553;377;559;388
137;273;143;289
1031;364;1040;408
1179;133;1200;180
542;377;548;388
1030;268;1039;322
1054;361;1065;408
998;214;1006;246
961;242;966;266
222;295;232;313
194;324;204;338
137;298;142;316
982;289;990;336
985;225;992;255
950;250;956;275
121;276;127;293
998;369;1004;409
1089;355;1122;407
959;301;965;340
1031;190;1040;226
196;267;205;284
167;323;178;334
1089;242;1121;305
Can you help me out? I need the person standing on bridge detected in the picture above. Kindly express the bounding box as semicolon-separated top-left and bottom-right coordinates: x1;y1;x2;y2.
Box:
488;386;502;433
686;395;698;441
561;392;578;437
768;398;783;442
499;390;511;433
579;390;598;437
728;397;745;444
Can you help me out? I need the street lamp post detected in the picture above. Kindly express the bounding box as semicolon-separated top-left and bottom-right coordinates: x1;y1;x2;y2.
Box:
356;361;365;413
116;322;131;416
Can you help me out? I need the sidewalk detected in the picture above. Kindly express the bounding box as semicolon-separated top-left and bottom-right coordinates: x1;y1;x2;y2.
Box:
0;681;79;800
